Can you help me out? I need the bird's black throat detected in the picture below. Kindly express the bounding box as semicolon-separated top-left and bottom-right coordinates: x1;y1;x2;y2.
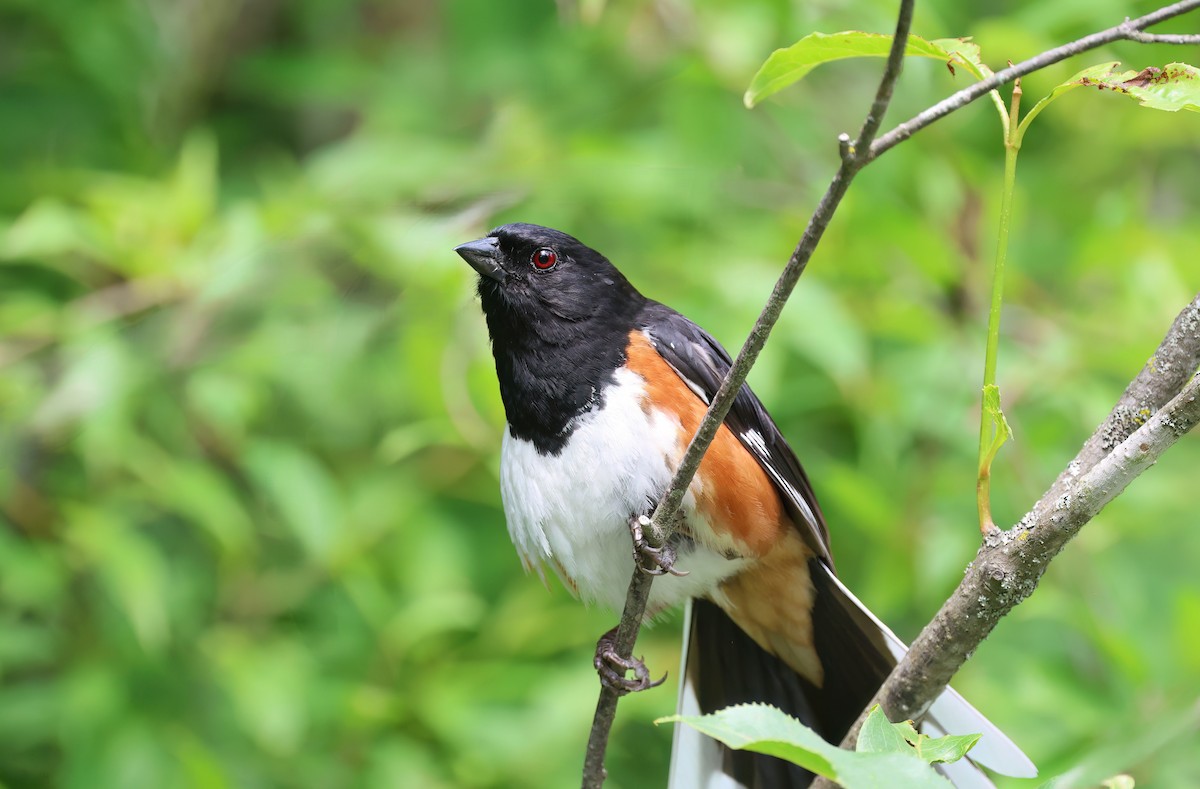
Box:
479;281;642;455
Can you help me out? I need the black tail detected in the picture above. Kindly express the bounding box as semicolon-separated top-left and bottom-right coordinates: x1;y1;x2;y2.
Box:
668;560;1036;788
685;597;819;787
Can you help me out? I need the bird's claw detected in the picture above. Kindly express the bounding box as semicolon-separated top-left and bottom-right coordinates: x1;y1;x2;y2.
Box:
629;515;688;577
594;627;666;696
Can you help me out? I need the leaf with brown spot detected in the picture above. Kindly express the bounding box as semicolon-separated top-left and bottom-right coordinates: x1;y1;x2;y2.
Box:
1122;67;1163;89
1017;61;1200;139
1073;62;1200;112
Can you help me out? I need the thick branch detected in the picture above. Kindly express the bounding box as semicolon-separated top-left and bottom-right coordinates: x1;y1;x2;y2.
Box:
834;294;1200;752
869;0;1200;160
579;1;916;785
1031;294;1200;525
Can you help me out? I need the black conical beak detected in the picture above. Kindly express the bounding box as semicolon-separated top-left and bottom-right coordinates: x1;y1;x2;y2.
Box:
454;236;506;283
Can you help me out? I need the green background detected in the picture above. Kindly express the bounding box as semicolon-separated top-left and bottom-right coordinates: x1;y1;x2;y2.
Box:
1;0;1198;786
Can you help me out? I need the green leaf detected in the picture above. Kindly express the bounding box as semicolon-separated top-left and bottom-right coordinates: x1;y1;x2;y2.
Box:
1107;63;1200;112
207;635;313;756
660;704;954;788
1017;62;1116;138
857;705;911;754
929;38;992;81
148;462;255;557
659;704;838;777
912;731;981;765
834;752;955;789
860;706;979;764
1020;61;1200;139
745;32;981;107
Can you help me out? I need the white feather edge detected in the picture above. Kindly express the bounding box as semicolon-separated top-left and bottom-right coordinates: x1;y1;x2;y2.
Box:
668;600;742;789
666;577;1038;788
817;566;1038;779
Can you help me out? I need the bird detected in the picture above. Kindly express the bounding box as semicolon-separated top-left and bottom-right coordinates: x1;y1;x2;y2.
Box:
455;222;1036;788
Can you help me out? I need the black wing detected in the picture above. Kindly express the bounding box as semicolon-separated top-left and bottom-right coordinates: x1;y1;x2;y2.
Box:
638;301;832;566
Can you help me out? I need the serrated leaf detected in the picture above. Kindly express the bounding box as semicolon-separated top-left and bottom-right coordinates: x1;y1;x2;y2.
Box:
858;705;911;753
835;751;955;789
661;704;955;788
745;31;981;107
659;704;838;777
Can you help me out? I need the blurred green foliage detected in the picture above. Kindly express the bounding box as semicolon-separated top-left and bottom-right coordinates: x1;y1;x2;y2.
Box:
1;1;1199;787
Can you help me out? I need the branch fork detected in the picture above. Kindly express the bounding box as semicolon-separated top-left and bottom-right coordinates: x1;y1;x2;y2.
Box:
581;1;1200;785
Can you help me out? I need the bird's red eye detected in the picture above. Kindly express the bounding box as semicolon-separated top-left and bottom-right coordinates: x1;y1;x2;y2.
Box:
531;248;557;270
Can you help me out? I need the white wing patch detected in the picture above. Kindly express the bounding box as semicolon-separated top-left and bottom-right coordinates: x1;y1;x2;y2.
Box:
738;426;817;530
740;427;767;455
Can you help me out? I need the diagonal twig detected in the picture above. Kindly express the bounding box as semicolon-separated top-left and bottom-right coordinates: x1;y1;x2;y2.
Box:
1119;27;1200;44
579;0;917;785
582;1;1200;785
869;0;1200;160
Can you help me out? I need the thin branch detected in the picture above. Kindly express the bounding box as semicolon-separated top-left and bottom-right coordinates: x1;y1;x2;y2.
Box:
583;1;1200;784
579;0;916;785
1119;27;1200;44
580;568;657;788
833;294;1200;752
869;0;1200;160
849;0;918;160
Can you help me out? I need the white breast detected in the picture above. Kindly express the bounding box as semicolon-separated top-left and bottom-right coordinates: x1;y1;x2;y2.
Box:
499;367;747;614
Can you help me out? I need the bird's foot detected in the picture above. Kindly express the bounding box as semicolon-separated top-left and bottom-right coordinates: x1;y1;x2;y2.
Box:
594;626;666;695
628;514;688;577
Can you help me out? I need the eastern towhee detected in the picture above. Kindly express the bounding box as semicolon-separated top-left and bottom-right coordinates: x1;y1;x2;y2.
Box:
456;223;1036;788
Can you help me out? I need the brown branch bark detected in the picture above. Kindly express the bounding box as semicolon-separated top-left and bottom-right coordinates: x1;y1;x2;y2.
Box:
830;294;1200;756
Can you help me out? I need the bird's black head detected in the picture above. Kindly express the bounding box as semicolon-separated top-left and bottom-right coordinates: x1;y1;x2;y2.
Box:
455;223;647;453
455;223;641;329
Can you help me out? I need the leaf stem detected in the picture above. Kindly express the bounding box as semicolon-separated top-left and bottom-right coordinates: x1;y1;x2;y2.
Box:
868;0;1200;160
976;78;1022;535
